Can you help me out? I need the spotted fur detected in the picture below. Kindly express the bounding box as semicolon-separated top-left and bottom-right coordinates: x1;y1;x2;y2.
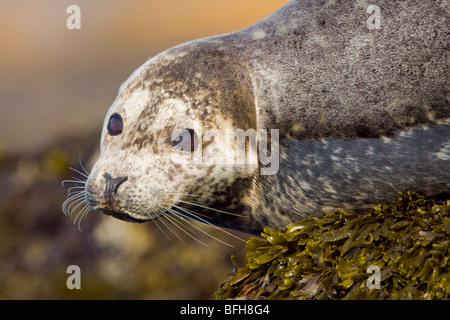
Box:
84;0;449;235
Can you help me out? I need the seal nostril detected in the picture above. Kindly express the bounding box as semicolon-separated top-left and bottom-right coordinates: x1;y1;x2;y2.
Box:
104;173;128;203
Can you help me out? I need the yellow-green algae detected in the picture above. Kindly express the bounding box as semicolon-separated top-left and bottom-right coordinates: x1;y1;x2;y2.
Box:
216;192;450;300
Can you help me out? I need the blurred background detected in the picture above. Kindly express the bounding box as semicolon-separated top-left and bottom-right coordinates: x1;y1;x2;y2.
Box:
0;0;289;299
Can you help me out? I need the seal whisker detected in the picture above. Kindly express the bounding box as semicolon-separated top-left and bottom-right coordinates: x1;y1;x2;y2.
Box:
62;197;73;216
164;207;207;237
151;209;173;241
160;218;186;244
62;198;71;216
166;207;229;247
74;201;91;231
70;197;88;214
169;205;244;245
67;193;89;216
175;200;246;218
68;167;89;179
77;158;90;176
62;192;85;216
168;208;236;247
62;162;93;230
63;196;83;220
67;186;86;196
165;192;201;198
67;185;85;190
161;200;211;220
163;210;209;246
62;197;80;217
156;210;187;244
61;178;86;187
64;191;84;206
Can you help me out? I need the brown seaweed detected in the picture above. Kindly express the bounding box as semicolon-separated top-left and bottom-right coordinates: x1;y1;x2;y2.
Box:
216;192;450;300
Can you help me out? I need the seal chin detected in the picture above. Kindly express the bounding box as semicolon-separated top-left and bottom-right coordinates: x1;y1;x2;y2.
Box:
102;210;151;223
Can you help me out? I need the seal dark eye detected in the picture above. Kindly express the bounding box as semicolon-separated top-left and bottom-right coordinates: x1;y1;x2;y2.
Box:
170;128;198;152
107;113;123;136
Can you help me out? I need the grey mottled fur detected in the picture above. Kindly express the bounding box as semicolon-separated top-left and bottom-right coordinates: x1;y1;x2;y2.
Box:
86;0;449;235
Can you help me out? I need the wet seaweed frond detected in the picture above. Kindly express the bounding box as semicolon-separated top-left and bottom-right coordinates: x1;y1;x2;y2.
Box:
216;192;450;300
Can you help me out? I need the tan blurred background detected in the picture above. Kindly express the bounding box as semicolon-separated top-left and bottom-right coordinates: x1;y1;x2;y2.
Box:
0;0;289;299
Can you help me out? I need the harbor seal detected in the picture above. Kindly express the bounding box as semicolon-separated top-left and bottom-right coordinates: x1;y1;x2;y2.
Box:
65;0;449;235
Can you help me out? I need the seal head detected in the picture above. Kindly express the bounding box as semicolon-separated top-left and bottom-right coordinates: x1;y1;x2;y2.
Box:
85;41;260;231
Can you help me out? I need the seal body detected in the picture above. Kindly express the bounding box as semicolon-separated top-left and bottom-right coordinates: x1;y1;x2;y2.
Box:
84;0;449;235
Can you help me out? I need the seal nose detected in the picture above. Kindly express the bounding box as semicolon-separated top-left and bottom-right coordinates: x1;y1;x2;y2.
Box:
104;173;128;203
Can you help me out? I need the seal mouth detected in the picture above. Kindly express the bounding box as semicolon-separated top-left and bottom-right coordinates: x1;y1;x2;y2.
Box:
102;210;150;223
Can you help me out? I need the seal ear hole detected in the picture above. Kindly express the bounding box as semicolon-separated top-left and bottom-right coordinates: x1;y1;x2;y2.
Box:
107;113;123;136
170;128;198;152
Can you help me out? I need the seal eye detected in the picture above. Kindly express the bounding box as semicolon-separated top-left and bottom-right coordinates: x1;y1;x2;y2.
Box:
107;113;123;136
170;128;198;152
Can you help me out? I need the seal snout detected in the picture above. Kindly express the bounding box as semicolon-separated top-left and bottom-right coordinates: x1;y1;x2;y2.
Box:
104;172;128;204
85;172;149;223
